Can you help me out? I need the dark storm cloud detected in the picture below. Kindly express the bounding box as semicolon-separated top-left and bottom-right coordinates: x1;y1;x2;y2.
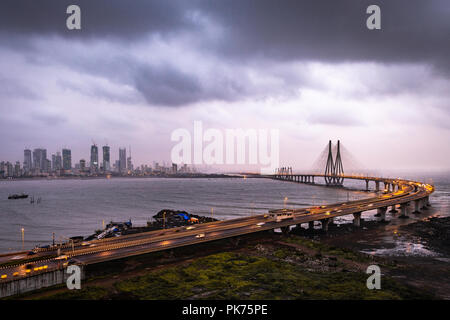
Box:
0;0;449;107
2;0;448;66
199;0;450;69
0;0;193;38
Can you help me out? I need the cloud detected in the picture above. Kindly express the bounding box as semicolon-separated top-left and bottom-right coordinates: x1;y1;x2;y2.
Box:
0;0;194;39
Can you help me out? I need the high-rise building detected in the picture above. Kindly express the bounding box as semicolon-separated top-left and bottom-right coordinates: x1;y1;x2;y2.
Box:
33;148;48;172
79;159;86;171
14;161;21;177
127;146;133;172
90;144;99;172
62;149;72;171
55;152;62;171
119;148;126;173
127;156;133;172
23;149;32;173
102;146;110;172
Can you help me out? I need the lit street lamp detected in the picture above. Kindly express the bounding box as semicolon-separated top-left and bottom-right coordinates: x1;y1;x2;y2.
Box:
21;228;24;250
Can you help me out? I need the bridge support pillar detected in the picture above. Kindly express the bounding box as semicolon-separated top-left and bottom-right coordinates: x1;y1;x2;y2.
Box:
389;205;398;213
426;196;431;207
353;212;362;227
375;181;380;192
412;200;421;214
399;203;409;218
312;176;315;184
421;198;428;210
376;207;387;222
365;180;369;191
321;218;330;232
280;226;289;234
308;221;314;230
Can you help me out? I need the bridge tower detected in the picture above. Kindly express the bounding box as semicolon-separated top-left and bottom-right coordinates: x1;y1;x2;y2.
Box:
324;140;344;186
324;140;335;185
334;140;344;185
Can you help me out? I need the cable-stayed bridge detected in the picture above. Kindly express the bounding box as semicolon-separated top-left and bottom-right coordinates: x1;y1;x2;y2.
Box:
0;141;435;298
276;140;377;187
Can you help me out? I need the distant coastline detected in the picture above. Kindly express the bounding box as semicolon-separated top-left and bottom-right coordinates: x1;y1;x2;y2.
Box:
0;173;241;182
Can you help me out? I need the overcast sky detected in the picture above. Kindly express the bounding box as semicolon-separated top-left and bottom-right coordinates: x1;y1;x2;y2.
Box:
0;0;449;172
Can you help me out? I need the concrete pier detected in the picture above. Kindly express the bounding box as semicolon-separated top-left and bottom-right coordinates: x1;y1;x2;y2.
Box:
280;226;289;234
389;205;398;213
413;199;422;214
365;180;369;191
375;181;380;192
426;196;431;206
377;207;387;222
353;212;362;227
399;203;409;218
321;218;330;232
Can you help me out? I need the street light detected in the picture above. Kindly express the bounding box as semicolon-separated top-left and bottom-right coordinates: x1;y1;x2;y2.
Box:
283;197;288;209
21;228;24;250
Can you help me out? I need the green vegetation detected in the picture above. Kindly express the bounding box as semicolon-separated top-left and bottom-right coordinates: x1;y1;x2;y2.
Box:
40;250;430;300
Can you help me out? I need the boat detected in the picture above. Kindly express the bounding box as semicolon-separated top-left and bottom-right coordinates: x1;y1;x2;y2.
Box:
8;193;29;200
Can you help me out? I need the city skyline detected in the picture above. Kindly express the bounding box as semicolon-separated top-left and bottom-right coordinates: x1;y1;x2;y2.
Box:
0;1;449;171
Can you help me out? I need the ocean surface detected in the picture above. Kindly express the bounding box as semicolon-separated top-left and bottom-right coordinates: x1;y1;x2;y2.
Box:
0;173;449;254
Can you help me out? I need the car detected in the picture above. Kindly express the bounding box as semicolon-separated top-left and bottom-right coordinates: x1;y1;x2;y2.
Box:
256;222;265;227
186;226;195;230
26;251;36;256
195;233;205;238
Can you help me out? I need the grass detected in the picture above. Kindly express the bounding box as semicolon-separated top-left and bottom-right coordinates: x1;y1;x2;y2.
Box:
39;251;432;300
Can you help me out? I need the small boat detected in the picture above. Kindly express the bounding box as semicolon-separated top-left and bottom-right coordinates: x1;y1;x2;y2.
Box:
8;193;29;200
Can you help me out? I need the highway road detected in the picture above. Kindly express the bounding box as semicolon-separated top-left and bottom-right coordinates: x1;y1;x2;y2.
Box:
0;174;434;282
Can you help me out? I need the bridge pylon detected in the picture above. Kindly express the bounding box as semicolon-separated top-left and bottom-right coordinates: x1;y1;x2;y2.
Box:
324;140;344;186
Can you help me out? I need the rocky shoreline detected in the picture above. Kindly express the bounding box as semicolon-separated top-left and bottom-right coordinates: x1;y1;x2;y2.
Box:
399;216;450;255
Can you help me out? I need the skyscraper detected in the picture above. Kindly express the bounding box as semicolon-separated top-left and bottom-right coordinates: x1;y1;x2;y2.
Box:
126;146;133;172
55;152;62;171
62;149;72;171
102;145;110;172
90;144;99;172
119;148;126;174
33;148;48;172
23;149;32;173
79;159;86;171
